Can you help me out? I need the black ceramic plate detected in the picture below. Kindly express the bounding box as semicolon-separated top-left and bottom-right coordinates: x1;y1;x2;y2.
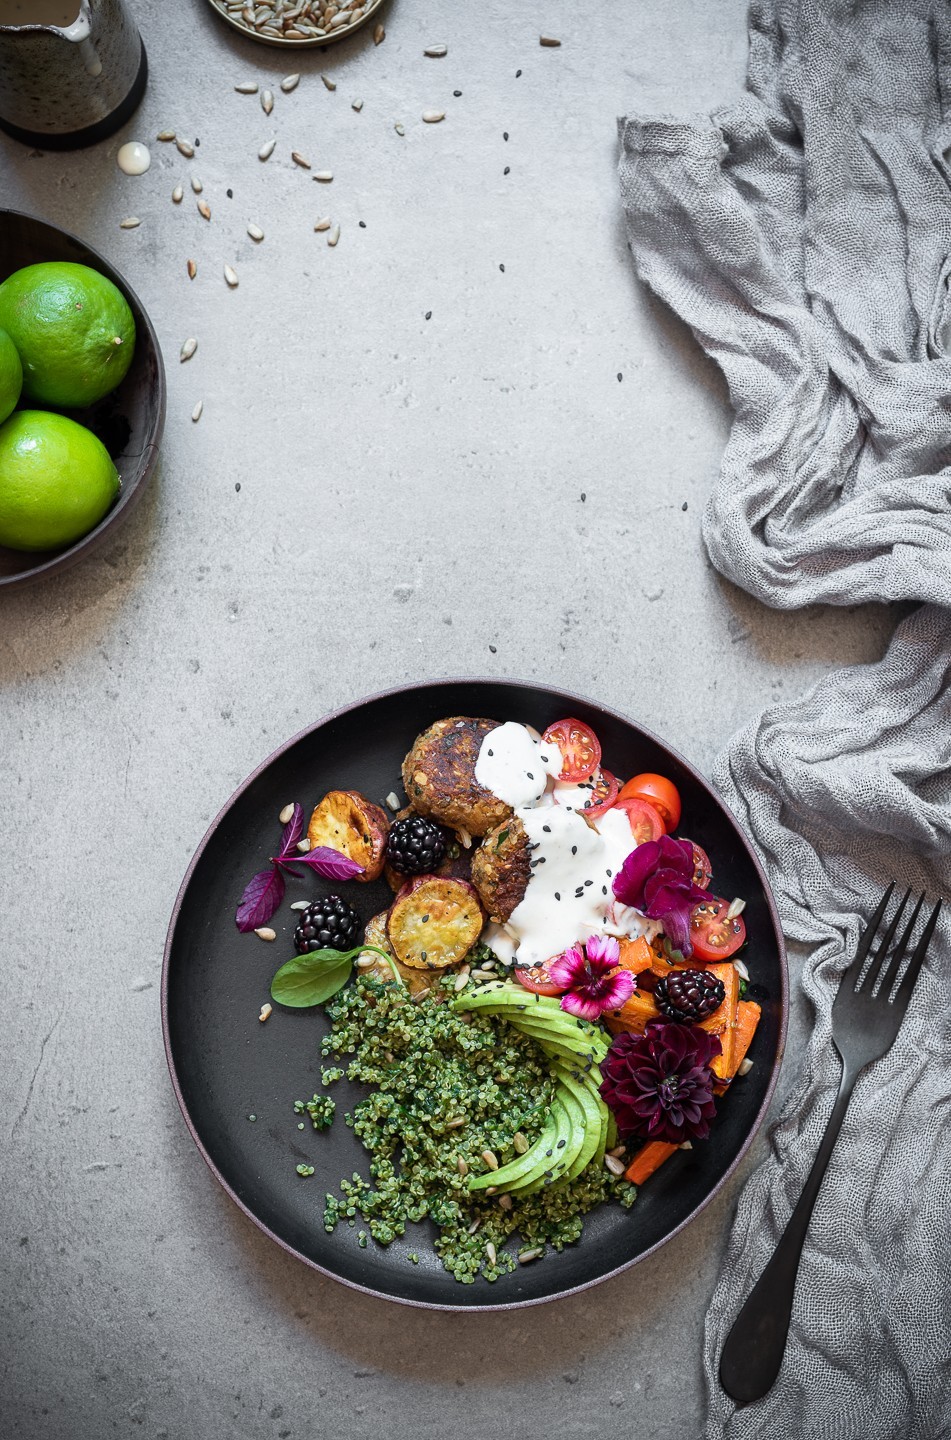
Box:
163;680;787;1311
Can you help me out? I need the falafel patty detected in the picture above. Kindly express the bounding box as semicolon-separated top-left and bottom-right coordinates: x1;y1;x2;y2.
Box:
471;815;531;923
401;716;511;837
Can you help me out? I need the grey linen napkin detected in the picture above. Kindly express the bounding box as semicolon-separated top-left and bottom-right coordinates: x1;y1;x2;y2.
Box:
618;2;951;1435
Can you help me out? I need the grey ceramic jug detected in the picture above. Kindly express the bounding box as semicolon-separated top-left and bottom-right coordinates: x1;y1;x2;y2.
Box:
0;0;147;148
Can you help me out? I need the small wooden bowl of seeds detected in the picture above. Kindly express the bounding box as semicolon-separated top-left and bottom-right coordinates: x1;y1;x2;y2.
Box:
205;0;385;47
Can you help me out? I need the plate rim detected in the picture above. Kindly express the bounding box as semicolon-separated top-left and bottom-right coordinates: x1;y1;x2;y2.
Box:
162;676;788;1311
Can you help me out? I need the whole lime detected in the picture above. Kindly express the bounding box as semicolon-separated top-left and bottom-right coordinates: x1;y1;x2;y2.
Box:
0;261;136;409
0;326;22;424
0;409;120;551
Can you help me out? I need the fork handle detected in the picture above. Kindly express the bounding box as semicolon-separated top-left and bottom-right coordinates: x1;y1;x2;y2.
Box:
718;1060;858;1406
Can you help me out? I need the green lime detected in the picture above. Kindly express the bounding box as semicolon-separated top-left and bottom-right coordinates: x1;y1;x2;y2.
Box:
0;261;135;409
0;326;22;424
0;410;119;551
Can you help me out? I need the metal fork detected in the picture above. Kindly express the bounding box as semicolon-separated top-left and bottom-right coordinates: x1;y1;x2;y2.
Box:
719;885;942;1407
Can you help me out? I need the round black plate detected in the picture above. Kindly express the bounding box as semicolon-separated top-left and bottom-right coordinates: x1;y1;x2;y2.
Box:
163;679;787;1310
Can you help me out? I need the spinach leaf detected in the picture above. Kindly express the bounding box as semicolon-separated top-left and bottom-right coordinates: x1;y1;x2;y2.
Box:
270;945;391;1008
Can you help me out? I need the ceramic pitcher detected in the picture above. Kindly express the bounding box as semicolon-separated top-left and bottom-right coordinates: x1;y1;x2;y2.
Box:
0;0;146;148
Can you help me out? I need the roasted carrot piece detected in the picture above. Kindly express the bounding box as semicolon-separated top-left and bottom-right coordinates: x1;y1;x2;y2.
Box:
701;962;740;1080
604;989;660;1035
724;999;761;1081
625;1140;679;1186
617;936;654;976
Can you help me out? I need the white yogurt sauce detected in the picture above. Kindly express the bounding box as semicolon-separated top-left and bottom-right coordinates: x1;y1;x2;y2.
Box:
116;141;151;176
475;723;657;967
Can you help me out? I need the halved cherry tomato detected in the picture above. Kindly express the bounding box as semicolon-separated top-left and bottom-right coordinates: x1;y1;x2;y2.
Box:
613;796;665;845
682;840;712;890
578;767;620;820
617;773;682;832
541;718;601;783
689;898;746;961
514;958;568;997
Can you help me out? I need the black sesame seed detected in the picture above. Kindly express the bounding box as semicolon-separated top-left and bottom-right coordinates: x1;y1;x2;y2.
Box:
488;749;494;757
226;188;233;198
682;501;689;511
235;482;241;492
503;132;509;140
556;1139;566;1149
453;89;462;96
499;263;505;272
489;644;497;654
584;879;593;887
571;845;577;855
581;492;586;502
527;772;533;779
503;166;510;175
359;220;366;228
542;825;551;833
554;892;561;901
425;310;432;320
516;69;522;76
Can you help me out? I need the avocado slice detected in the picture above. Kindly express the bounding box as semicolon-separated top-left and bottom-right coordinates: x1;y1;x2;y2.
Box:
506;1094;579;1195
467;1102;560;1192
553;1065;605;1180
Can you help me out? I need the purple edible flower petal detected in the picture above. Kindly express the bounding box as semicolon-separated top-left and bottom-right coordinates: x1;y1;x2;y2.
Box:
235;866;286;932
599;1021;721;1145
612;835;712;959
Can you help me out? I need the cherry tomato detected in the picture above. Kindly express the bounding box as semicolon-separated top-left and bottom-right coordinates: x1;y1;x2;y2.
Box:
578;767;620;819
689;898;746;961
514;958;568;997
541;718;602;783
613;796;665;846
617;773;682;832
682;840;712;890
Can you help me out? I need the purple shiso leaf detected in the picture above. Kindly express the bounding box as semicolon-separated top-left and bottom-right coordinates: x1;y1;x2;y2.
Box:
278;803;304;858
235;866;285;932
294;846;364;881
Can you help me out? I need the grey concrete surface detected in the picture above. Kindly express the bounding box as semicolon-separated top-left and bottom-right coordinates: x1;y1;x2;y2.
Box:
0;3;898;1438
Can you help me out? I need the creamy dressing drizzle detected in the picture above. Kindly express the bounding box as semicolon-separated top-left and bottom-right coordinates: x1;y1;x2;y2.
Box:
474;723;659;968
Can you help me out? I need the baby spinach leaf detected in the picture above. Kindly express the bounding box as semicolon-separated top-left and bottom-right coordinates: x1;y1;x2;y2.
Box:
270;945;391;1008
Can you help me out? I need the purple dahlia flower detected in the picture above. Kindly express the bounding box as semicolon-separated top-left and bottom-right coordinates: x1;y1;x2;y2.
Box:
599;1021;721;1144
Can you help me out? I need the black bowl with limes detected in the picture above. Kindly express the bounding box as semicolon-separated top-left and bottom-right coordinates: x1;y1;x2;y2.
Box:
0;209;166;589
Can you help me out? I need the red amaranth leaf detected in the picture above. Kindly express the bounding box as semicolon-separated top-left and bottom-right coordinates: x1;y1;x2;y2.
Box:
235;866;285;932
293;846;363;881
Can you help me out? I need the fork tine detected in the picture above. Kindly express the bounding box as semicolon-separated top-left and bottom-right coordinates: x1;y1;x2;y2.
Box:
894;899;942;1007
876;891;924;998
844;883;894;989
860;888;911;992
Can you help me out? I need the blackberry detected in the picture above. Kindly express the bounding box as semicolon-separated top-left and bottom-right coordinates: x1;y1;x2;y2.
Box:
654;968;725;1023
385;815;447;875
294;896;361;954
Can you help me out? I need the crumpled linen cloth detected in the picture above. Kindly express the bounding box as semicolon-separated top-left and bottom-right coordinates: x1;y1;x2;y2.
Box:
618;3;951;1436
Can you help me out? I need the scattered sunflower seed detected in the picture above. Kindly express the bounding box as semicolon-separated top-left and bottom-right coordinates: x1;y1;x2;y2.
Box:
394;122;404;136
119;216;140;229
518;1247;544;1264
456;1156;468;1176
198;200;211;221
261;89;274;114
191;175;203;193
453;966;471;993
247;223;264;241
481;1149;499;1171
156;129;176;142
258;139;276;161
180;337;198;361
192;400;203;422
254;927;277;941
422;110;445;123
187;259;197;279
176;138;195;157
498;1194;513;1211
321;73;336;90
513;1131;529;1154
234;81;258;94
172;184;184;203
539;34;561;46
296;838;311;852
446;1115;467;1130
280;73;300;93
328;223;340;246
485;1242;497;1265
351;98;364;112
385;791;400;810
373;21;384;42
726;896;747;920
468;1218;481;1234
259;1003;273;1022
356;955;377;969
424;43;447;57
608;1144;626;1159
604;1154;626;1177
314;217;331;231
738;1057;755;1076
313;170;333;182
292;151;311;169
290;900;310;911
224;264;239;288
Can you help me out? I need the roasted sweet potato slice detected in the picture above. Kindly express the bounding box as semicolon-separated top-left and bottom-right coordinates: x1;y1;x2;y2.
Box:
307;789;389;883
387;876;483;969
360;912;436;997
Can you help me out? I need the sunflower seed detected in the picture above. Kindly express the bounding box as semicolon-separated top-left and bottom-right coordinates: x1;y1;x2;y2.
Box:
291;151;311;169
512;1131;529;1154
453;966;470;993
119;216;140;229
259;1003;272;1021
247;223;265;241
679;1140;694;1150
191;400;203;422
498;1194;513;1211
424;44;447;56
157;129;176;141
314;217;331;231
290;900;310;911
351;98;364;111
373;21;384;42
734;955;750;981
224;264;239;288
481;1150;499;1171
313;169;333;181
296;838;311;852
385;791;400;810
539;34;561;46
738;1057;755;1076
446;1115;467;1129
191;175;203;193
518;1247;543;1264
172;184;184;203
180;337;197;361
198;200;211;221
608;1144;626;1159
456;1156;468;1177
258;139;276;161
468;1218;481;1234
280;73;300;92
254;927;277;941
321;72;336;90
328;223;340;246
472;969;496;983
329;11;348;25
176;138;195;157
356;955;377;968
422;110;445;123
604;1154;626;1177
261;89;274;114
186;259;197;279
726;896;746;920
234;81;259;94
394;122;404;136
